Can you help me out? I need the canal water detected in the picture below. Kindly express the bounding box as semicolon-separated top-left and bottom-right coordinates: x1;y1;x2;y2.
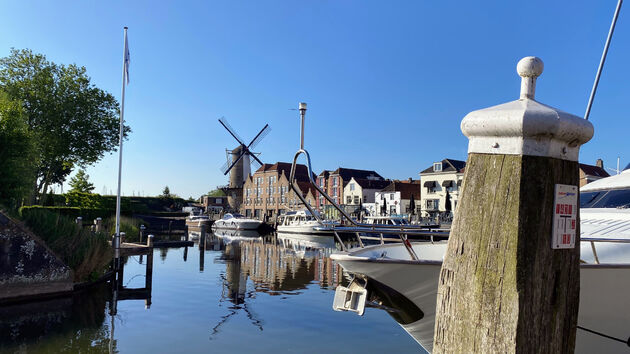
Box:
0;231;424;353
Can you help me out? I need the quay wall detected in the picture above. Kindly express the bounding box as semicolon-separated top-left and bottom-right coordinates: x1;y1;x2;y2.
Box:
0;212;73;303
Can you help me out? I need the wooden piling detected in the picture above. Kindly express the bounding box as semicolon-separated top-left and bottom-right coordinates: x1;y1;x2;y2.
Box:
94;217;102;232
199;224;206;271
139;224;146;244
432;57;593;353
145;243;153;309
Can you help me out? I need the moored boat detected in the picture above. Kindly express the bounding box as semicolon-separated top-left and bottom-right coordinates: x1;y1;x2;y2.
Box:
212;213;263;231
331;164;630;354
276;210;338;235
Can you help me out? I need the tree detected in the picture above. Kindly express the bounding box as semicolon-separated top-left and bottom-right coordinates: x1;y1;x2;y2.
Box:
0;49;130;202
162;186;171;198
69;169;95;193
207;188;226;197
0;90;36;208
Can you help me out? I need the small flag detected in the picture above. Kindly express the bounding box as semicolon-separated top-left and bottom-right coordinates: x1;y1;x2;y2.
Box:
124;30;130;84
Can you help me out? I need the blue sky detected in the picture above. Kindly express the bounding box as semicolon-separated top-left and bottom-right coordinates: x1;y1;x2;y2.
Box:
1;1;629;199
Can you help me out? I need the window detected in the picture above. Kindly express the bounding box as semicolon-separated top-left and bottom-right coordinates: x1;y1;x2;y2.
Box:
216;198;222;203
333;177;338;186
346;196;352;204
333;187;338;196
350;183;355;191
354;196;359;204
433;162;442;172
426;199;440;210
364;195;367;202
390;193;394;200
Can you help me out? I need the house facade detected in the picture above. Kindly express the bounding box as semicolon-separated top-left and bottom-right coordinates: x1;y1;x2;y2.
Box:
315;167;384;218
200;194;228;214
579;159;609;187
343;177;391;205
374;179;421;217
241;162;316;220
419;159;466;220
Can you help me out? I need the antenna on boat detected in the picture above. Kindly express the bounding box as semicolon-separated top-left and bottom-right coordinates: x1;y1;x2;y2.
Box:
584;0;623;120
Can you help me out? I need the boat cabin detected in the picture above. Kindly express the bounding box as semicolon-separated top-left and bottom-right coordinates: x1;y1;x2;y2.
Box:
363;216;410;226
277;210;321;226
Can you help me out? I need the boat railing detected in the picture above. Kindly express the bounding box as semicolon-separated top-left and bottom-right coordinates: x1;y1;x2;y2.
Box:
316;223;449;261
582;237;630;265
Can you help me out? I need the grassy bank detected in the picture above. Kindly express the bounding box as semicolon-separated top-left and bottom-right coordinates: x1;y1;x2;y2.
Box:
103;215;147;242
19;208;112;282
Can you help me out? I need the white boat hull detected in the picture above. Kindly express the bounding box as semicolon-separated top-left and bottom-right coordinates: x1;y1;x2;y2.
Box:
331;242;630;353
212;219;262;230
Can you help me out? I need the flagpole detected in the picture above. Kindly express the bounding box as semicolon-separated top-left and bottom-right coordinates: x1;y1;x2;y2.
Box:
115;26;128;240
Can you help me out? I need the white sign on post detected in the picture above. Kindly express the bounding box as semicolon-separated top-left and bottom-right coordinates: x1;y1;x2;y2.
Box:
552;184;578;249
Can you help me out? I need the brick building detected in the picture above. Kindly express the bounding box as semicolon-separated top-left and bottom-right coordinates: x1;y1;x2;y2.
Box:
241;162;316;220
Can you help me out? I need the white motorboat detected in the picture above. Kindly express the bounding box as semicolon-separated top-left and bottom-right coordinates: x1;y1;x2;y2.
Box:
276;210;338;235
212;213;263;231
363;215;411;226
331;168;630;353
579;166;630;264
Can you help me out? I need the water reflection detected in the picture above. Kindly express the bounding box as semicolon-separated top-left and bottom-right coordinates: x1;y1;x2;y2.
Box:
0;230;419;353
0;252;154;353
205;230;347;337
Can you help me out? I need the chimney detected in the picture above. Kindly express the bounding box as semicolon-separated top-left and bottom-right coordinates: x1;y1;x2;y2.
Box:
408;177;413;183
596;159;604;169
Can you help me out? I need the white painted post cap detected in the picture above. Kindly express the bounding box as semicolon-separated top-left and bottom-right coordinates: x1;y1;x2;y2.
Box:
460;57;593;161
299;102;307;110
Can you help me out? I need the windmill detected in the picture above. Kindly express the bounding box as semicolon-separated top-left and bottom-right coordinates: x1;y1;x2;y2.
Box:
218;117;271;211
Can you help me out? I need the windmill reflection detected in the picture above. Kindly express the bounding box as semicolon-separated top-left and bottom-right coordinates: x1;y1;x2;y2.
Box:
208;229;345;337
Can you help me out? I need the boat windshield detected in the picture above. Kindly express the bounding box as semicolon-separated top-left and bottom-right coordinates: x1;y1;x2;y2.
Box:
580;188;630;209
232;213;245;218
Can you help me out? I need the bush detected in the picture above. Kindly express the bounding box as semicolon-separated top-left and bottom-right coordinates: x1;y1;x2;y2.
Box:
20;208;112;282
20;206;115;221
103;216;147;242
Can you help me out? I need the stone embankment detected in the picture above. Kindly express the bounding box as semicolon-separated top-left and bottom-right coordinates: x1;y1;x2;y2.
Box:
0;212;73;303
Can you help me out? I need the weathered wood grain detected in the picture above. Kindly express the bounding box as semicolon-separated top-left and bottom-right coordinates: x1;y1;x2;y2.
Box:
433;153;580;353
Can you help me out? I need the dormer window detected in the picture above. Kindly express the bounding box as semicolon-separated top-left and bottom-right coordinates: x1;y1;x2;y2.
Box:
433;162;443;172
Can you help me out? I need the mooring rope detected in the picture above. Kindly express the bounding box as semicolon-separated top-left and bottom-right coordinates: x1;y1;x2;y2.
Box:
577;325;630;347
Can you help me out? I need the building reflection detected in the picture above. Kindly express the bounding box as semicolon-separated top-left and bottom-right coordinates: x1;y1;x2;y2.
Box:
207;230;346;337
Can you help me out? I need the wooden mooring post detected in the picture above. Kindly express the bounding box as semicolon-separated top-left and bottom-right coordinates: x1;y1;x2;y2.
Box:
199;224;206;272
433;57;593;353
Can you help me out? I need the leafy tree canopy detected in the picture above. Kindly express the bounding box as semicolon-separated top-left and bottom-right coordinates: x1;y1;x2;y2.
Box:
0;48;130;201
207;188;226;197
162;186;171;198
0;90;36;207
69;169;95;193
